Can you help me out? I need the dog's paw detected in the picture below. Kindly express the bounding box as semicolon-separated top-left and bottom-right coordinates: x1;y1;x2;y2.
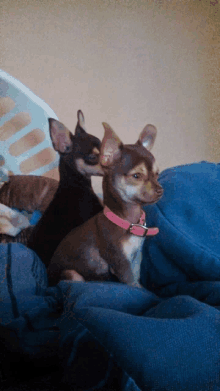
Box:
61;269;85;282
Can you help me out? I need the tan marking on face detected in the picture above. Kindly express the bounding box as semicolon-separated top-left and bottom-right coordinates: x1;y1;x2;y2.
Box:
145;181;154;195
75;158;86;174
92;147;100;155
128;163;148;176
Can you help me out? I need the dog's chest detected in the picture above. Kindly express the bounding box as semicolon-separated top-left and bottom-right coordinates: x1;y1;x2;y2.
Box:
121;235;145;283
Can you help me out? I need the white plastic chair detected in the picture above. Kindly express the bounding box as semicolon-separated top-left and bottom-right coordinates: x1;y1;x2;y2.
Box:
0;69;59;177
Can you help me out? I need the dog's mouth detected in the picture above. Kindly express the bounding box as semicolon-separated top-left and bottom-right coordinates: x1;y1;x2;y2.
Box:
86;162;104;176
93;167;104;176
138;189;164;205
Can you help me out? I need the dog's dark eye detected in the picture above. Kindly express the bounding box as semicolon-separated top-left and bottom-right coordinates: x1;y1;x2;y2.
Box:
133;173;142;179
63;145;72;154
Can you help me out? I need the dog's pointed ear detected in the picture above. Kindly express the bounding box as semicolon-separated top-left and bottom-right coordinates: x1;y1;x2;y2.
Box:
49;118;72;154
137;124;157;151
100;123;122;166
75;110;87;137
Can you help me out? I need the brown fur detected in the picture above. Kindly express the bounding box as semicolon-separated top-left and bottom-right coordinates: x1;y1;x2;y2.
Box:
47;122;163;287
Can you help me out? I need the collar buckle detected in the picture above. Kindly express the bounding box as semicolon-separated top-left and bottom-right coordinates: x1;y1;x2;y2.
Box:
129;223;149;237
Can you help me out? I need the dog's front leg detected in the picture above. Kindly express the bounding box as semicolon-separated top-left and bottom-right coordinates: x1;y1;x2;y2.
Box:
61;269;85;282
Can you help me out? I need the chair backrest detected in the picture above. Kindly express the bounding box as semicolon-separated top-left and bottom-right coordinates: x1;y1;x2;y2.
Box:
0;69;60;177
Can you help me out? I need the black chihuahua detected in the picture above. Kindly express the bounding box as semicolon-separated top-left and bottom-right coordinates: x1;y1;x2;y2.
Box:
27;111;103;267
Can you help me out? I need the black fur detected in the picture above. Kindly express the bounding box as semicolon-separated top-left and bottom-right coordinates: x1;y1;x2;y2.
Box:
27;112;103;267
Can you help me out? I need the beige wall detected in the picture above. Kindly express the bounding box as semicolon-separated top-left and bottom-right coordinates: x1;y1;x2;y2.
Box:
1;0;220;192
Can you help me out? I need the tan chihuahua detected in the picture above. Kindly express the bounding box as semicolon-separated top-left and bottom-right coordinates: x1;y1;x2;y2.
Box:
47;122;163;287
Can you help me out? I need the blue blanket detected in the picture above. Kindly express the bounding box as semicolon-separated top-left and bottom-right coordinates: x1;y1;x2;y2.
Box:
1;161;220;390
142;161;220;297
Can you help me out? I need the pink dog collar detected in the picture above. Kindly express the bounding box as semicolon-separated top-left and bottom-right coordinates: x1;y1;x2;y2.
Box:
103;206;159;237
